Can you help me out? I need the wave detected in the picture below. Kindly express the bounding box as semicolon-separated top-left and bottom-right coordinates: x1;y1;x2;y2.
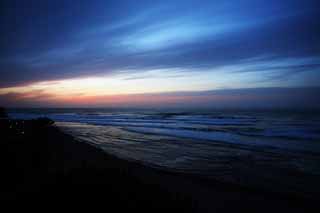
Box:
9;111;320;142
8;109;320;195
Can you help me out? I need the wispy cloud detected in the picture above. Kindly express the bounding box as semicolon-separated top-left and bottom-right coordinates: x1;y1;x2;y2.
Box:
0;0;319;96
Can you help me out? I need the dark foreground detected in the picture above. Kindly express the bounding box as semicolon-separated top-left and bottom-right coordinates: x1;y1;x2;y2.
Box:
0;118;318;212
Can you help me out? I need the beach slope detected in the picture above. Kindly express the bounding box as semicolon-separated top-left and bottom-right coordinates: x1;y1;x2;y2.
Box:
0;118;318;212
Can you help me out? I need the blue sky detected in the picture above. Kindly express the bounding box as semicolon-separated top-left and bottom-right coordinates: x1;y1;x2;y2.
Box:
0;0;319;108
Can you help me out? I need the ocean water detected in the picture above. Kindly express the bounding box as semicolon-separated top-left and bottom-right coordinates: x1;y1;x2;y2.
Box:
8;108;320;196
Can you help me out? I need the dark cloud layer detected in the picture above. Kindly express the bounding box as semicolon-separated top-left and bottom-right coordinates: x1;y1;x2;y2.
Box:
1;0;319;87
1;87;319;109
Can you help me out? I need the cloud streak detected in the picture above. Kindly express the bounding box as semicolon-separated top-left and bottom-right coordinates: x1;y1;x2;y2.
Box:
0;0;319;109
1;87;319;109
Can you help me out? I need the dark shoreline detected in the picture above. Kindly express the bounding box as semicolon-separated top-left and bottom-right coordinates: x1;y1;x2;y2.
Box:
0;119;318;212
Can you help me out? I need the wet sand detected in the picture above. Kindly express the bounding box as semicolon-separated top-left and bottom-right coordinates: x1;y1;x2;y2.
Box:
0;118;318;212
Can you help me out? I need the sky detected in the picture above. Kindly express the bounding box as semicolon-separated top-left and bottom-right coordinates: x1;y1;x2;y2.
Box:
0;0;319;108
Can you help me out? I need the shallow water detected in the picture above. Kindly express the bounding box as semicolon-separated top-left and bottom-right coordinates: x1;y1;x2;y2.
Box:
9;109;320;196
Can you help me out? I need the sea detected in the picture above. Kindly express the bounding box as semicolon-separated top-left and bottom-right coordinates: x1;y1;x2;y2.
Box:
8;108;320;197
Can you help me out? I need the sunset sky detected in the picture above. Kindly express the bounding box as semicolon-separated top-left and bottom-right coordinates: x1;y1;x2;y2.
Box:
1;0;319;108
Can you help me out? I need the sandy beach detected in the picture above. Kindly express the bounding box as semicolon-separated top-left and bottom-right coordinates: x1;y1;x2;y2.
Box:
0;118;318;212
1;0;319;211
